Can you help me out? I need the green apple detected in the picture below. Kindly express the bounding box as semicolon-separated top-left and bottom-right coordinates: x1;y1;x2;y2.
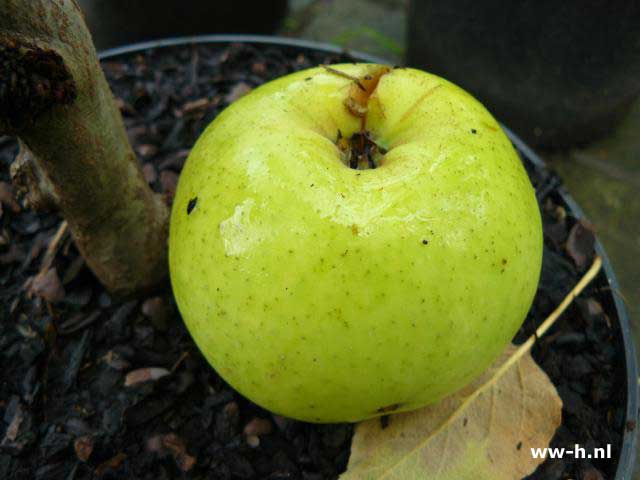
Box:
169;64;542;423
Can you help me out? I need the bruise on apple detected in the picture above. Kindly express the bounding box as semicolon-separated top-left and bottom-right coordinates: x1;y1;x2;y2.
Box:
322;65;392;170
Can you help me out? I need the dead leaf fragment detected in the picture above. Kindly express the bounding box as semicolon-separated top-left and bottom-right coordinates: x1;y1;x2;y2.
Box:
341;346;562;480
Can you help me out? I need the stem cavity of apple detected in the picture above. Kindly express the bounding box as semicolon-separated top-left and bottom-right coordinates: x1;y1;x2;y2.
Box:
322;64;392;170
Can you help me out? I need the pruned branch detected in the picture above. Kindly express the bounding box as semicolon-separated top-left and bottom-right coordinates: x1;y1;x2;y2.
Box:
0;38;76;132
0;0;169;296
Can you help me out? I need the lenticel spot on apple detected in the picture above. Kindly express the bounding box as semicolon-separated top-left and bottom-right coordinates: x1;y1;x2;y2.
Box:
169;64;543;423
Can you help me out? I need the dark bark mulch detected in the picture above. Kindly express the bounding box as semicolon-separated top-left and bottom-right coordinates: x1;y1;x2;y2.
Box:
0;42;628;480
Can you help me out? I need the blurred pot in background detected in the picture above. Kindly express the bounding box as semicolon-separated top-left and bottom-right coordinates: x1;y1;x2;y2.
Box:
407;0;640;148
79;0;288;49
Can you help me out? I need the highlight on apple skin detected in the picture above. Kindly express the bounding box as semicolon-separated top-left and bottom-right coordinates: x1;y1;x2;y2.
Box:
169;64;543;423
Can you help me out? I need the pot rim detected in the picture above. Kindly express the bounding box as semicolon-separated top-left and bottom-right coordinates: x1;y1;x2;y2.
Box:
98;33;390;66
97;33;639;478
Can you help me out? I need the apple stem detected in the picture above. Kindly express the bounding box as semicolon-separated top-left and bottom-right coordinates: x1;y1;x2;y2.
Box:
323;65;392;170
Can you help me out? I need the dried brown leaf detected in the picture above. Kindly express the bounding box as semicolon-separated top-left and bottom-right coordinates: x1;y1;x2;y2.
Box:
342;346;562;480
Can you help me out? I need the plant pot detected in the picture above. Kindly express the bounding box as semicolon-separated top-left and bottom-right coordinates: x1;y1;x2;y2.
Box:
0;35;636;480
77;0;289;49
406;0;640;149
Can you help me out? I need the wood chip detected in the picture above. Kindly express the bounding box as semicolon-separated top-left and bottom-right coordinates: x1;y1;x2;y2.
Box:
95;452;127;477
224;82;252;103
74;435;93;462
243;417;273;437
124;367;170;387
246;435;260;448
30;268;65;303
142;163;157;183
181;97;210;115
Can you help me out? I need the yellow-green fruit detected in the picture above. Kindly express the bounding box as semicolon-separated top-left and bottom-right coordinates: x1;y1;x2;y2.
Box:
169;64;543;423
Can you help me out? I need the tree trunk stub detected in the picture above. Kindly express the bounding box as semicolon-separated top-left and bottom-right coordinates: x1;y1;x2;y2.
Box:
0;0;169;296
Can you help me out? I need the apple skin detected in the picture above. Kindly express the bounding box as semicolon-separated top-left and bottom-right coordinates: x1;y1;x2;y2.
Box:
169;64;543;423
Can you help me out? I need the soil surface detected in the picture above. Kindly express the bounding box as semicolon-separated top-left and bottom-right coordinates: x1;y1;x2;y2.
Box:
0;42;629;479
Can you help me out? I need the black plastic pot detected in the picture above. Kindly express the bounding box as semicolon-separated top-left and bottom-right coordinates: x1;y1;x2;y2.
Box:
78;0;288;49
406;0;640;149
99;35;638;479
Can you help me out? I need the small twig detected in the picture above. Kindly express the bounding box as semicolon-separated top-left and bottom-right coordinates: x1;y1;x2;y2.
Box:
39;221;69;275
321;65;366;91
